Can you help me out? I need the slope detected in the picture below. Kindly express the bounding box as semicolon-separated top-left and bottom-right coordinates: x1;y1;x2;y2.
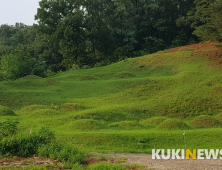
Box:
1;42;222;153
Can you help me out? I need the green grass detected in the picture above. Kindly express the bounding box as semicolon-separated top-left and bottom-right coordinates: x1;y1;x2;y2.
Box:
140;117;166;127
0;105;16;116
64;119;106;131
190;115;221;128
157;119;190;130
215;113;222;122
0;163;146;170
109;121;143;130
1;43;222;161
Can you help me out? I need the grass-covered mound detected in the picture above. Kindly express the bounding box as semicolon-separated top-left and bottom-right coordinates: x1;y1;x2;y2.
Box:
109;121;142;129
190;115;221;128
30;109;61;117
215;113;222;122
21;75;42;79
114;72;136;79
67;119;105;131
157;119;190;130
140;117;166;127
0;105;16;116
18;105;48;115
74;109;127;122
60;102;86;112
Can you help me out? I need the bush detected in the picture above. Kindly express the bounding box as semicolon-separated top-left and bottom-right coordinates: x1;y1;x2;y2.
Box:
0;54;46;80
0;119;19;137
38;142;87;164
0;122;86;164
38;127;55;143
158;119;190;130
0;127;55;156
190;115;221;128
142;37;165;54
114;45;134;60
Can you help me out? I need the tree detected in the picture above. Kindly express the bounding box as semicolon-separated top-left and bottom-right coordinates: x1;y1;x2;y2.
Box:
0;53;46;80
35;0;83;70
188;0;222;41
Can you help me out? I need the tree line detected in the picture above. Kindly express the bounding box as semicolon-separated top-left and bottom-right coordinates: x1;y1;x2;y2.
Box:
0;0;221;80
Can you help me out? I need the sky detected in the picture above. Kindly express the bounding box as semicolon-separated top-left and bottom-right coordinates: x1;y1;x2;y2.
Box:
0;0;40;26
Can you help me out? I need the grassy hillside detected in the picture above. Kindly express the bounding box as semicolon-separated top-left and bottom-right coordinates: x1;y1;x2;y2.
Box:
1;42;222;153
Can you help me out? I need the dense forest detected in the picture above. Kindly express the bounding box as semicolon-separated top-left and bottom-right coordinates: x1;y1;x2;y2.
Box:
0;0;221;80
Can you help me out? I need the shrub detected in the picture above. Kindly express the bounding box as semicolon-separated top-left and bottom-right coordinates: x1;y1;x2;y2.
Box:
38;142;87;164
158;119;190;130
0;54;46;80
38;127;55;143
0;119;19;137
190;115;221;128
114;45;134;60
0;127;55;156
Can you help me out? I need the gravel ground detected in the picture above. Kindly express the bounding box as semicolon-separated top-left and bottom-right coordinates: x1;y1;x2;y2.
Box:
91;152;222;170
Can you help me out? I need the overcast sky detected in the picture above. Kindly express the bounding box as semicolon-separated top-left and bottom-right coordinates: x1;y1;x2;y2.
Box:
0;0;40;26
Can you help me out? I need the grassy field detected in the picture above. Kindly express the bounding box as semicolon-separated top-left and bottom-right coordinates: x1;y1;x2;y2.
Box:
1;42;222;160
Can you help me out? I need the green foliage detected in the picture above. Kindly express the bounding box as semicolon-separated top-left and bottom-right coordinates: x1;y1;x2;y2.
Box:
33;0;196;71
188;0;222;41
114;45;134;60
0;53;46;80
37;142;87;164
190;115;221;128
158;119;190;130
38;127;55;143
0;119;19;137
0;54;23;80
143;37;165;54
0;125;55;157
2;42;222;155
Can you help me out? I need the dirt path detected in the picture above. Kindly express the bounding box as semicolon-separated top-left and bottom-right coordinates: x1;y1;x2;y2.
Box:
1;153;222;169
0;156;60;167
90;152;222;170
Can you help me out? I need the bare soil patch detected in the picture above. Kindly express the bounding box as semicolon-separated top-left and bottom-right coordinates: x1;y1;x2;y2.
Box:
0;156;61;167
167;42;219;53
90;152;222;170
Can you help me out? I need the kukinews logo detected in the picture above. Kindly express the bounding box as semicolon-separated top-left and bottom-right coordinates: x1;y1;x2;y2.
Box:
152;149;222;160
